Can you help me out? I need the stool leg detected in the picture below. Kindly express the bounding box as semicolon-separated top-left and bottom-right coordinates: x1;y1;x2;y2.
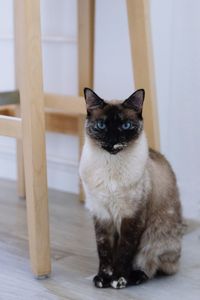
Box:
126;0;160;150
16;139;26;198
78;0;95;93
14;0;51;277
21;125;51;277
78;115;85;203
78;0;94;203
16;106;26;199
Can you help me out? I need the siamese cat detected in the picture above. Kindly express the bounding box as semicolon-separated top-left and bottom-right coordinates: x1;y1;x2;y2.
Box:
79;88;183;289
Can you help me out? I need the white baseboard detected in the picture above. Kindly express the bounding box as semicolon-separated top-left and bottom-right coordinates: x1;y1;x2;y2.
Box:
0;137;79;194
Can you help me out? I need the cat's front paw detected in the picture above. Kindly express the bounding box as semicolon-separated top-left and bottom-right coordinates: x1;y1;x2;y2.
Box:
110;277;128;289
93;275;111;288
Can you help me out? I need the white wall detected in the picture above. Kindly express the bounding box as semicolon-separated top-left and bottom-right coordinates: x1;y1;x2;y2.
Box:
150;0;200;219
0;0;199;219
94;0;200;219
94;0;134;98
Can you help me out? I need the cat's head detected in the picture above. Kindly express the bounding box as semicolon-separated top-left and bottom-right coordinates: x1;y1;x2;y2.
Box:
84;88;145;154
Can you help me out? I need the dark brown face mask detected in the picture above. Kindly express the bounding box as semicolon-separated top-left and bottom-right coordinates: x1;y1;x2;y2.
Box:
84;88;145;154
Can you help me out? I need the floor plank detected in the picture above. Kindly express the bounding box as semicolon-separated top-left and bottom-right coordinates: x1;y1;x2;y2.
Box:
0;179;199;300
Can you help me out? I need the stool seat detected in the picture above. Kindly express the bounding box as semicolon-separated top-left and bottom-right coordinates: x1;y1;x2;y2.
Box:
0;91;20;106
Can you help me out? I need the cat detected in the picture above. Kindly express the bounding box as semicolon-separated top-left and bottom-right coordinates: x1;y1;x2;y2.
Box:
79;88;183;289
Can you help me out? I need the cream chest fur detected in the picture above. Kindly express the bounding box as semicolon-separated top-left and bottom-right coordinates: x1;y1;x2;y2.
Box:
79;131;151;228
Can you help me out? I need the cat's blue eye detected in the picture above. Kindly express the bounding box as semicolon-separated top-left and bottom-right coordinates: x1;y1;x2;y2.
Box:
96;120;106;130
121;121;133;130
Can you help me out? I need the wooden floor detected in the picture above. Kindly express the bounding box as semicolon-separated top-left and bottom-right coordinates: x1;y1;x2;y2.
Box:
0;179;200;300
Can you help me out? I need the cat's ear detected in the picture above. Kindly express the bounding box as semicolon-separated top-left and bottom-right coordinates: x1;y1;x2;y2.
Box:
84;88;105;111
123;89;145;113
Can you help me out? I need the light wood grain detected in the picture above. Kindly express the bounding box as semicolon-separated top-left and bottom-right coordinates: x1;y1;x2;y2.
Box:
126;0;160;150
78;114;86;203
44;93;86;116
0;179;199;300
13;50;26;200
78;0;95;95
45;111;78;135
77;0;94;202
16;138;26;198
15;106;26;199
0;104;83;135
14;0;51;276
0;104;17;116
0;115;22;138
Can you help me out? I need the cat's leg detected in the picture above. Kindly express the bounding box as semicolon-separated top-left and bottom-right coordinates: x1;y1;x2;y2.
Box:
93;217;114;288
110;217;147;289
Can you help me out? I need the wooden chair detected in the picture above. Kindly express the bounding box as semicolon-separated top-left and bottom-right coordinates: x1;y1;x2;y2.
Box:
0;0;159;277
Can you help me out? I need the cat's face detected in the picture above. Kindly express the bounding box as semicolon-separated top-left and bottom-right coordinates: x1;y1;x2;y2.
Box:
84;88;145;154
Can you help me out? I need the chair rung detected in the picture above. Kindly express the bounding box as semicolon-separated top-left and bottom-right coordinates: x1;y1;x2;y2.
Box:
0;90;20;106
44;93;86;115
0;115;22;138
